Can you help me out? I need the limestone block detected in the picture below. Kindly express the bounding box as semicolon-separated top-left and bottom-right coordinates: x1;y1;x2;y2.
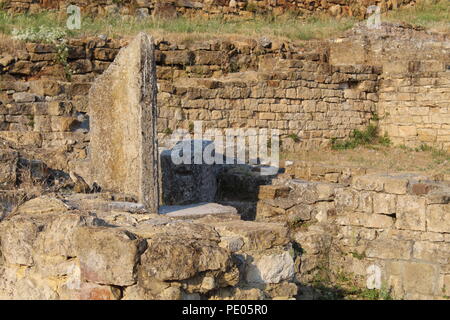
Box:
89;33;159;212
358;191;373;213
12;92;37;103
373;193;396;214
139;238;230;282
163;50;194;65
364;214;395;229
396;195;427;231
412;241;449;265
402;262;440;296
14;196;70;215
159;203;239;220
353;174;384;192
366;239;412;260
245;251;295;284
255;201;286;220
206;220;289;251
75;227;146;286
29;80;62;96
258;185;291;200
335;187;359;211
383;176;409;194
426;204;450;233
0;216;41;266
195;51;224;65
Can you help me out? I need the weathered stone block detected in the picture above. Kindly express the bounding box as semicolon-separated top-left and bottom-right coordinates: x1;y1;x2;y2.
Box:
353;174;384;192
366;239;412;260
402;262;440;296
396;195;427;231
12;92;37;103
412;241;449;265
163;50;194;65
89;33;159;212
358;191;373;213
383;176;409;194
258;185;290;200
426;204;450;233
364;214;395;229
335;188;359;211
0;216;41;266
139;238;229;282
373;193;396;214
256;201;286;220
29;80;63;96
75;227;145;286
245;251;295;284
207;220;289;251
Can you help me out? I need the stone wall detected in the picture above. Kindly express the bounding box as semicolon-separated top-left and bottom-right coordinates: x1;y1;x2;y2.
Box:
256;163;450;299
330;24;450;151
0;194;298;300
0;0;416;19
1;23;449;177
0;34;382;173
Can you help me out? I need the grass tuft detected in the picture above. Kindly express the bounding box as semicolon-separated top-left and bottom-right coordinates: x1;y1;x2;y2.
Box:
331;124;391;150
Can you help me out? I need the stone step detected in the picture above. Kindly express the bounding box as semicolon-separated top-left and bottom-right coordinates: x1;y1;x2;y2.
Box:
159;202;240;220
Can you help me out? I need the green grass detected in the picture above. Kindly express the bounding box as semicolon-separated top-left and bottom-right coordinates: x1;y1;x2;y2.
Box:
385;0;450;32
331;124;391;150
287;133;301;143
0;1;448;43
311;268;395;300
0;10;357;42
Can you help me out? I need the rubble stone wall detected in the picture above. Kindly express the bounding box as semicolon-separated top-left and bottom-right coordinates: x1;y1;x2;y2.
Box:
1;24;449;175
0;0;416;19
256;165;450;299
0;35;381;172
0;194;298;300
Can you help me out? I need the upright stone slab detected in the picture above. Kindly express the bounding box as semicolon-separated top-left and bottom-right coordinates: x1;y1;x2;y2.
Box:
89;32;159;213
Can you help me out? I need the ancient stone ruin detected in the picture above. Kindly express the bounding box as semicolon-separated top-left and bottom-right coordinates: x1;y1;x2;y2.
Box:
0;16;449;300
89;32;159;213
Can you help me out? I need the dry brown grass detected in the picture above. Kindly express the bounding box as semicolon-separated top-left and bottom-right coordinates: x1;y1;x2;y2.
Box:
282;145;450;178
0;33;26;55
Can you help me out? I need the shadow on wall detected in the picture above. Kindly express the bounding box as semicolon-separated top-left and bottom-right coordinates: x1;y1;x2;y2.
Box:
160;139;279;220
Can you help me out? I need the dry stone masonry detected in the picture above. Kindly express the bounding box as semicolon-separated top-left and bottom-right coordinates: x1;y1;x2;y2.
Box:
0;0;416;19
257;162;450;299
0;22;449;300
0;193;298;299
1;24;448;175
